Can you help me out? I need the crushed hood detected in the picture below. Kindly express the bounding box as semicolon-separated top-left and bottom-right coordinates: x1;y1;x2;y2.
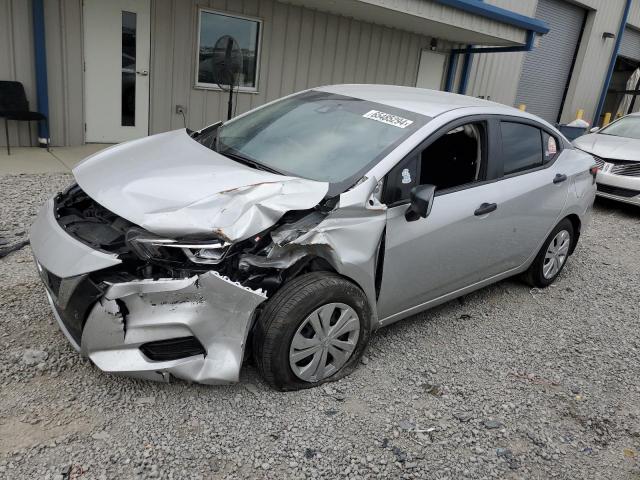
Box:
573;133;640;162
73;129;329;241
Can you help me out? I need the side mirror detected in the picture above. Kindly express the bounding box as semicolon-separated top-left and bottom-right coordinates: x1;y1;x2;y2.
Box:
589;127;600;133
405;184;436;222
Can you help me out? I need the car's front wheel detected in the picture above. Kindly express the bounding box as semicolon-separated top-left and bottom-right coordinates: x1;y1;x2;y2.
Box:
525;218;574;288
252;272;372;391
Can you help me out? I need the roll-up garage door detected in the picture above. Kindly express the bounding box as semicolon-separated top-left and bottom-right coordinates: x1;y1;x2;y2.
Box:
515;0;586;123
620;27;640;62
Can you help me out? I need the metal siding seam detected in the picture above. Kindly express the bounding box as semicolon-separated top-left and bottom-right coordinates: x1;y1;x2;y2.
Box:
8;0;16;79
375;27;392;84
60;0;69;146
253;0;273;108
294;9;316;91
7;0;18;145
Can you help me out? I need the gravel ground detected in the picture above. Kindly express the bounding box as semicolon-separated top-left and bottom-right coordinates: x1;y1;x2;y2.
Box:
1;173;639;480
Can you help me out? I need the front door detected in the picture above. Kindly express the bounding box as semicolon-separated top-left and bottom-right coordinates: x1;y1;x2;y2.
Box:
377;182;511;321
376;119;505;320
84;0;151;143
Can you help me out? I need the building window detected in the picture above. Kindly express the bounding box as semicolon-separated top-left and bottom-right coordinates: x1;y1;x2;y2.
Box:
196;9;261;92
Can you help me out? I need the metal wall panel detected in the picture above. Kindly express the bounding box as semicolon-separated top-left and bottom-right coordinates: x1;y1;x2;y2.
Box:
620;26;640;61
466;0;538;106
285;0;527;45
468;0;630;124
43;0;85;147
0;0;37;147
150;0;451;134
561;0;628;123
0;0;85;147
515;0;586;123
629;0;640;29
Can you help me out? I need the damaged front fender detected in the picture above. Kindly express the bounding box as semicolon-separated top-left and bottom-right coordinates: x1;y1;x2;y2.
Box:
238;177;387;319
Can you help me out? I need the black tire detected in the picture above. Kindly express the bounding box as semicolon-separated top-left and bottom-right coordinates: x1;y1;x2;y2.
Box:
252;272;372;391
525;218;574;288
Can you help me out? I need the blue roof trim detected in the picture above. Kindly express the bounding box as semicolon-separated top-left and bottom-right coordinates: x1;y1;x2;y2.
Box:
433;0;550;35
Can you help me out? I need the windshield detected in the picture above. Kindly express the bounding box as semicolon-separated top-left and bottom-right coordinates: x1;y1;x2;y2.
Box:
599;115;640;140
202;90;429;194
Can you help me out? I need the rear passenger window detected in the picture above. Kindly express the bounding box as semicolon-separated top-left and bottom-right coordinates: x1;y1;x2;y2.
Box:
501;122;543;175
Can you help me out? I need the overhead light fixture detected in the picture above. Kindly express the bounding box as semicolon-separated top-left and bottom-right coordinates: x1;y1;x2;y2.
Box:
602;32;616;40
430;38;438;51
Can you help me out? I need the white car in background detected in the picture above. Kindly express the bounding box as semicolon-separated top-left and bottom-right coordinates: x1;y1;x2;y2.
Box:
574;113;640;206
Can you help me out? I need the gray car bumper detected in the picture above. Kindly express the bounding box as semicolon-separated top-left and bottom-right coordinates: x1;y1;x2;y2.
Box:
30;198;267;384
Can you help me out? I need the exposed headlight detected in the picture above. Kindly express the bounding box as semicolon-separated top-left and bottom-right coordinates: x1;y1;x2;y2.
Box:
126;228;231;264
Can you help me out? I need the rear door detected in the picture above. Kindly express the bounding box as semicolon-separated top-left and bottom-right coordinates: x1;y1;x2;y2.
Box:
490;119;569;269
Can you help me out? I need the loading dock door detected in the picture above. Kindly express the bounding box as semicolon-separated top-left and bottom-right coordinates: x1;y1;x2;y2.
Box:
515;0;585;123
620;27;640;62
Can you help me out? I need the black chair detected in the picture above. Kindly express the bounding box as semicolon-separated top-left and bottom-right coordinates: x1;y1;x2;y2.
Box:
0;80;49;155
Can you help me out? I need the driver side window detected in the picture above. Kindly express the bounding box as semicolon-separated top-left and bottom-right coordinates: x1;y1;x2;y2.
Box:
383;121;487;205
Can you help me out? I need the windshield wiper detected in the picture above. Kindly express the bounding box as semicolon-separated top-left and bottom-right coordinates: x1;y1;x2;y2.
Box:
220;148;282;174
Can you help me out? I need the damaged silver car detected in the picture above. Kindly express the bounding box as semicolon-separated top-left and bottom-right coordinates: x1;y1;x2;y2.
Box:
31;85;597;390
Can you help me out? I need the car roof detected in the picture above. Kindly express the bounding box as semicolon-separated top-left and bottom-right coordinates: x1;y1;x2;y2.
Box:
315;84;520;118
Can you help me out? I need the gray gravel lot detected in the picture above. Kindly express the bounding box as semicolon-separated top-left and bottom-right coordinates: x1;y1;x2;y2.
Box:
1;173;639;479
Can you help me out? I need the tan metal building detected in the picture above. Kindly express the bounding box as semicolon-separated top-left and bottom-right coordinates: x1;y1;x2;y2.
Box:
0;0;638;148
469;0;640;125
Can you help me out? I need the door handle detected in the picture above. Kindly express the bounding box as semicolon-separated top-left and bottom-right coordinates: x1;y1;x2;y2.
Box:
553;173;567;184
136;70;149;76
474;202;497;216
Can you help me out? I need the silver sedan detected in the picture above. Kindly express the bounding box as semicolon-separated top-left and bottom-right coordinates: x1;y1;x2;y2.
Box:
30;85;596;390
574;113;640;206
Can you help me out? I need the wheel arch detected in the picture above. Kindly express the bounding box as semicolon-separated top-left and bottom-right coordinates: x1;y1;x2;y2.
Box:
564;213;581;254
246;253;373;355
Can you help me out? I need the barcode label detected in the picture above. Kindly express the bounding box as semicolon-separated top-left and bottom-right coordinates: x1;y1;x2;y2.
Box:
362;110;414;129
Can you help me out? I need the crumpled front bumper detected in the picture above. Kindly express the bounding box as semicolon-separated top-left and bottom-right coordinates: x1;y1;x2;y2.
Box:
30;198;267;384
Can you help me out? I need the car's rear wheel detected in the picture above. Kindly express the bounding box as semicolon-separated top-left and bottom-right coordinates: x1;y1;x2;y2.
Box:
525;218;574;288
252;272;372;391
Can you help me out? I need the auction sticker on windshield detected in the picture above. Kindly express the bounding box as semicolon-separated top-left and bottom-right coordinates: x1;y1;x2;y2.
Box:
363;110;414;129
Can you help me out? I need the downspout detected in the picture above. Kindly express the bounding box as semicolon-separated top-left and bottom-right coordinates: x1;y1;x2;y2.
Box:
446;30;537;95
446;31;537;93
593;0;632;126
32;0;50;147
458;48;473;95
457;0;481;95
444;53;459;92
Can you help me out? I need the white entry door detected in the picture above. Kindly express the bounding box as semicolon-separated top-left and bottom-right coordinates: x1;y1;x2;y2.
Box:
84;0;151;143
415;50;447;90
